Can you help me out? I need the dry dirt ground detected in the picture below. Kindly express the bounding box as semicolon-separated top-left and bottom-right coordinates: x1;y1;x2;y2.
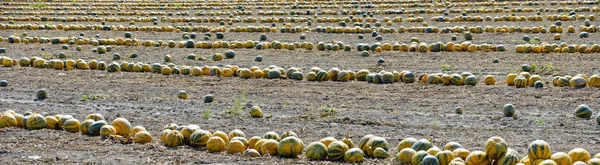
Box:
1;4;600;165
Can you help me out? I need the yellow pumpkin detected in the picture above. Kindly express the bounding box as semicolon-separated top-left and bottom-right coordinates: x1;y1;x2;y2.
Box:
213;131;230;143
86;113;105;121
133;131;153;144
248;136;261;149
260;139;279;156
568;148;591;163
466;151;490;165
79;119;95;134
130;126;147;137
63;118;81;133
277;137;304;158
226;140;246;154
99;125;117;138
228;129;246;140
305;142;328;161
395;148;417;164
111;118;132;136
207;136;227;152
484;136;508;160
164;130;184;147
551;152;573;165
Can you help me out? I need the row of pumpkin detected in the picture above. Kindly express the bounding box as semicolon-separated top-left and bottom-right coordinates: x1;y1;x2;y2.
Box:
0;23;597;34
2;110;600;164
3;55;600;89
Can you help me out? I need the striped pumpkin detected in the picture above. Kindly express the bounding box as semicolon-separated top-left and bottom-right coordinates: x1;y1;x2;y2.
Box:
231;137;249;148
450;158;467;165
263;131;281;141
133;131;153;144
411;150;429;165
305;142;328;161
514;76;527;88
328;141;349;161
589;159;600;165
422;155;440;165
506;73;518;86
356;70;370;81
373;147;390;158
557;77;570;87
228;129;246;139
538;160;557;165
382;72;395;84
242;149;261;158
88;120;107;136
398;138;418;151
443;142;463;151
396;148;417;164
465;151;490;165
248;136;261;149
402;71;416;83
570;77;587;88
427;74;441;84
79;119;94;134
337;71;350;82
574;104;593;118
527;75;542;87
551;152;573;165
207;136;227;152
316;70;329;82
436;150;456;165
260;139;279;156
589;75;600;87
483;75;496;85
453;148;471;161
527;140;552;161
86;113;105;121
568;148;591;163
99;125;117;138
497;149;520;165
163;123;178;130
341;136;354;149
359;134;375;154
277;137;304;158
328;68;341;81
45;116;58;129
226;140;246;154
366;137;389;157
427;147;442;156
484;136;508;160
112;118;132;136
189;129;212;147
58;115;74;129
63;119;81;133
464;76;478;86
344;148;365;163
441;74;452;86
23;114;44;130
412;139;433;151
213;131;230;144
451;74;464;85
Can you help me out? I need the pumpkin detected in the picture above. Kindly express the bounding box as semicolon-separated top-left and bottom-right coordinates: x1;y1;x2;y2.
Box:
506;73;518;86
466;151;490;165
177;90;188;99
444;142;463;151
454;148;471;160
260;139;279;156
213;131;229;143
79;119;94;134
412;150;429;165
57;115;74;129
242;149;261;157
399;138;418;151
514;76;527;88
568;148;591;163
228;129;246;139
538;160;558;165
373;147;390;159
589;159;600;165
316;70;329;82
277;137;304;158
557;77;570;87
451;158;467;165
26;114;46;129
226;140;246;154
412;139;433;151
396;148;417;164
527;140;552;161
249;106;263;118
88;120;108;136
263;131;280;141
427;147;442;156
551;152;573;165
130;126;147;137
305;142;328;160
497;149;520;165
483;75;496;85
17;114;26;129
422;155;440;165
247;136;262;149
45;116;59;129
573;161;587;165
464;76;478;86
574;104;593;118
112;118;132;136
189;129;212;147
356;70;370;81
328;141;350;161
437;150;456;165
86;113;105;121
63;119;81;133
36;88;48;100
341;136;354;148
133;131;152;144
99;125;117;138
503;104;516;117
589;75;600;88
570;77;587;88
451;74;464;85
163;123;178;130
341;148;365;162
164;130;185;147
366;137;389;157
402;71;416;83
484;137;508;161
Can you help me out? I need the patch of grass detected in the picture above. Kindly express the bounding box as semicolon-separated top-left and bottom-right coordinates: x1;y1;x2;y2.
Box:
320;105;336;117
535;119;544;126
222;91;247;118
32;3;47;8
202;104;213;119
441;64;451;71
536;63;557;75
173;3;183;8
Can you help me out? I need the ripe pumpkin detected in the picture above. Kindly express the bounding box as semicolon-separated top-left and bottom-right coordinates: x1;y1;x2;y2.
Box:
437;150;456;165
497;149;521;165
163;123;178;130
13;114;24;128
454;148;471;160
588;75;600;88
574;104;593;118
26;114;46;130
260;139;279;156
451;74;464;85
263;131;280;141
305;142;328;161
328;141;350;161
527;140;552;161
412;150;429;165
485;136;508;160
164;130;185;147
568;148;591;163
112;118;132;136
427;147;442;156
464;75;478;86
570;77;587;88
57;115;74;129
443;142;463;151
63;119;81;133
396;148;417;164
189;129;212;147
373;147;390;158
589;159;600;165
483;75;496;85
514;76;527;88
133;131;152;144
213;131;229;144
398;138;418;151
277;137;304;158
422;155;440;165
79;119;94;134
412;139;433;151
226;140;246;154
573;161;587;165
88;120;108;136
242;149;261;157
345;148;365;163
466;151;490;165
551;152;573;165
45;116;59;129
356;70;370;81
99;125;117;138
129;126;147;137
228;129;246;140
19;114;28;129
248;136;261;149
341;136;354;148
528;75;542;87
506;73;518;86
86;113;105;121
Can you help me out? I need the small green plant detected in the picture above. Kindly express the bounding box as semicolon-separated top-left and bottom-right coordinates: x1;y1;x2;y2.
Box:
81;95;88;101
441;64;451;71
320;105;336;117
202;105;213;119
530;63;537;72
222;91;247;118
431;120;439;127
32;3;47;8
535;119;544;126
173;3;183;8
